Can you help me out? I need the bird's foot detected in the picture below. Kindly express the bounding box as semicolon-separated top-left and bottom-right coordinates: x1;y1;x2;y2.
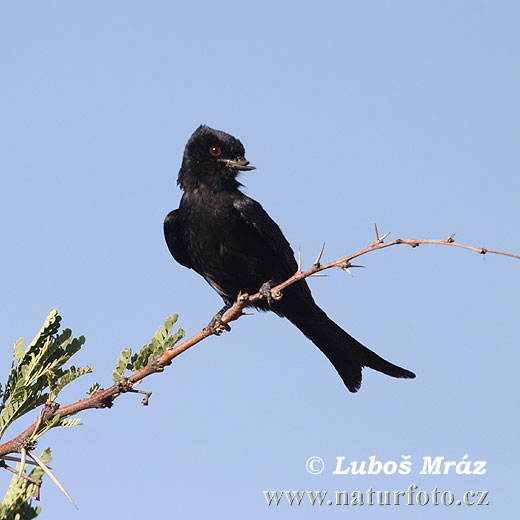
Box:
204;313;231;335
204;303;232;335
259;280;275;307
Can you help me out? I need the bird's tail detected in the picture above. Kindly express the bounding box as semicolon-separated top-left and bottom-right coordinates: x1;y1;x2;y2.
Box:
277;298;415;392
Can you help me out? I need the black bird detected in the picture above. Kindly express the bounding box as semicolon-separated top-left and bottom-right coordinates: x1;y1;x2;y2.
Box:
164;125;415;392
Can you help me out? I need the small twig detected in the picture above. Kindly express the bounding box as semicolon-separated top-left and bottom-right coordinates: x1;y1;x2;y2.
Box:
0;455;37;466
1;459;42;499
2;463;42;487
127;389;152;406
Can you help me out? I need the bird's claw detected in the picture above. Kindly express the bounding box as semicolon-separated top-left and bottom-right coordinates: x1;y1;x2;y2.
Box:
259;281;275;307
204;313;231;336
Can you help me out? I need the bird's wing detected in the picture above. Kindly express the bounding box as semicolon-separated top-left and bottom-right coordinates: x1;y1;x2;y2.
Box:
163;209;193;269
232;197;299;277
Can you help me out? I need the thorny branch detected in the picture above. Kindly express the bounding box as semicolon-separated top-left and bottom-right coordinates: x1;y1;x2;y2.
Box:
0;231;518;462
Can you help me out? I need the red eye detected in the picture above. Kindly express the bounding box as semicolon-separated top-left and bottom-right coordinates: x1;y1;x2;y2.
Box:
210;146;221;156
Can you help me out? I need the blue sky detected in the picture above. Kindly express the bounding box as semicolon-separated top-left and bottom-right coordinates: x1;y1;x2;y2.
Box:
1;1;519;518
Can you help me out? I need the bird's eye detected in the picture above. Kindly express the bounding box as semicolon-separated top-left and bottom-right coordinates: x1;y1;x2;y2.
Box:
209;146;221;156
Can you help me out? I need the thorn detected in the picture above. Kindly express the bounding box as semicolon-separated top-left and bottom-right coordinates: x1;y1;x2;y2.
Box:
28;451;78;509
446;233;456;243
297;248;302;272
309;273;328;277
313;242;325;269
340;261;355;277
17;447;26;482
374;223;390;243
241;311;254;316
480;248;487;261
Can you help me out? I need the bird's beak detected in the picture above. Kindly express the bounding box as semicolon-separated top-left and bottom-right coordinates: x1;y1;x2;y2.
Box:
218;158;256;171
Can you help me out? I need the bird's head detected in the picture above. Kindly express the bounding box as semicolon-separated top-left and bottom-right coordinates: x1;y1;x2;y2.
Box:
177;125;255;191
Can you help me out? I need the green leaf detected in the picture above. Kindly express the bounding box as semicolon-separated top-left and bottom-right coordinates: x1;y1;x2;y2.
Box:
164;328;185;350
164;313;179;331
13;338;24;362
113;348;132;383
58;417;81;428
42;414;62;431
0;310;87;439
128;314;184;372
88;382;100;396
52;365;93;397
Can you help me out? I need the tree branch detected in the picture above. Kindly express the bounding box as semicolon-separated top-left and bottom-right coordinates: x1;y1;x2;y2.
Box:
0;232;517;458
